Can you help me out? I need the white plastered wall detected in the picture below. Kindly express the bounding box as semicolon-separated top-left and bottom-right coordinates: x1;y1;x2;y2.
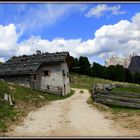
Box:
39;62;70;95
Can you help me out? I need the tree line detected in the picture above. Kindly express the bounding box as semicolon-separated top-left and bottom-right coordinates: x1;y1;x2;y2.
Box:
70;56;140;84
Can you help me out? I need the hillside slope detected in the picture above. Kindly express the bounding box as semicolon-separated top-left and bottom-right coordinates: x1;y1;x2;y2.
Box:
70;73;140;91
0;81;73;135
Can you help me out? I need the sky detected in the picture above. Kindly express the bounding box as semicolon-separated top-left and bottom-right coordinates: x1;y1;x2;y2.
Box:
0;2;140;65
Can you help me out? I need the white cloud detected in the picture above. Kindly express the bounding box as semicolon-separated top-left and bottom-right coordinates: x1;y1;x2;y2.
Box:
16;4;86;34
0;24;18;58
15;36;82;58
0;57;5;62
85;4;125;18
16;12;140;62
1;13;140;65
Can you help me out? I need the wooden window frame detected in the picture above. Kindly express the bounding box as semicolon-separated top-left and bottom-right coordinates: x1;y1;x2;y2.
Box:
62;69;65;76
33;75;37;80
67;72;69;77
43;70;50;76
47;85;49;90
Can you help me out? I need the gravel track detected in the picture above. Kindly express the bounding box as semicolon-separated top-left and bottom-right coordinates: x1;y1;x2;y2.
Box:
7;88;126;137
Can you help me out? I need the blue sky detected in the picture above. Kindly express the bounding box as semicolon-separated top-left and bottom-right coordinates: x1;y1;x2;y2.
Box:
0;3;140;65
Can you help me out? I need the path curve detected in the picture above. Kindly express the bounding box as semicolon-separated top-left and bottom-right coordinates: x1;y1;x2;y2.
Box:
7;88;125;137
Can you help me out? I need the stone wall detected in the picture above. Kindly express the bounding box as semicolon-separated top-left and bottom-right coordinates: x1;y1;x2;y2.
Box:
2;75;31;88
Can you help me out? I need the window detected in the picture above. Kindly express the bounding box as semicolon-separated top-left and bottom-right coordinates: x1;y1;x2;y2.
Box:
62;70;65;76
44;70;50;76
33;75;36;80
67;72;69;77
47;85;49;90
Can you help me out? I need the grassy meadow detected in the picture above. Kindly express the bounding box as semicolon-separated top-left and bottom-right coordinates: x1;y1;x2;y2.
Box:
70;73;140;92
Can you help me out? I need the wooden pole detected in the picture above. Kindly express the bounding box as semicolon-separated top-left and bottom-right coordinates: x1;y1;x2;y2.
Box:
9;94;13;106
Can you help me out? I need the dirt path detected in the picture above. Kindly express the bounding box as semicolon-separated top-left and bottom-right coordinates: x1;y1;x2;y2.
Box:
6;88;127;137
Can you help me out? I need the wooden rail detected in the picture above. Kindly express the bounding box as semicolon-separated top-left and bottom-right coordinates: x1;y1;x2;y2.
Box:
92;89;140;109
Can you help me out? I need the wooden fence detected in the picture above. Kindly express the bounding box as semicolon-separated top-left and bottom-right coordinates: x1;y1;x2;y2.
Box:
92;89;140;109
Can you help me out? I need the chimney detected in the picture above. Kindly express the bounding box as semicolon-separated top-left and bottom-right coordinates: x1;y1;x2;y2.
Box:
36;50;41;55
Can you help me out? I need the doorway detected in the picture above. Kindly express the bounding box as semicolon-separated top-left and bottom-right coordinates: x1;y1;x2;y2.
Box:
64;84;66;95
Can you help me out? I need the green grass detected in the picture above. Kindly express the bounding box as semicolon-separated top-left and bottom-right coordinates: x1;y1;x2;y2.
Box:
0;81;11;98
111;106;140;113
86;96;93;105
70;73;140;111
0;121;6;132
70;73;140;92
80;90;84;94
0;81;74;133
0;102;17;132
112;87;140;94
70;73;109;89
44;90;74;101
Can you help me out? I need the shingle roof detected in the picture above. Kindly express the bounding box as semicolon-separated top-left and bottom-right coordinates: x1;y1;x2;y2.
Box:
0;51;69;76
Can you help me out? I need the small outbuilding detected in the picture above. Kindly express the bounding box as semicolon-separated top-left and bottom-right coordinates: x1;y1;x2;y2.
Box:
0;51;71;96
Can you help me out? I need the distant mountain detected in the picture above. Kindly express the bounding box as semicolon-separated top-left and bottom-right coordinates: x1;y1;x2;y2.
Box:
105;55;132;68
128;56;140;73
105;54;140;73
